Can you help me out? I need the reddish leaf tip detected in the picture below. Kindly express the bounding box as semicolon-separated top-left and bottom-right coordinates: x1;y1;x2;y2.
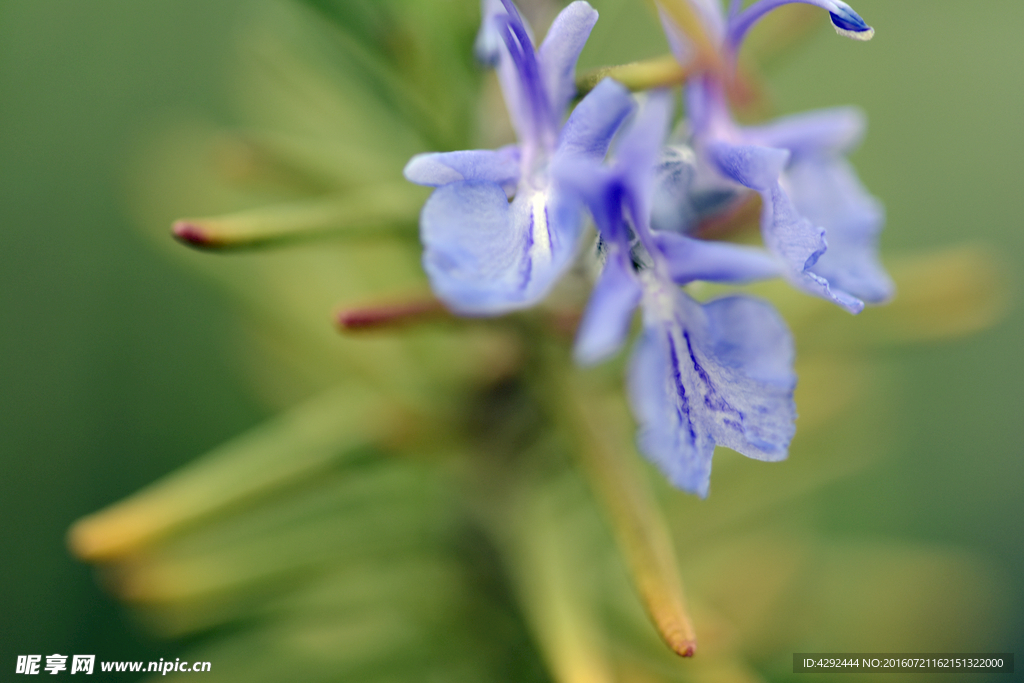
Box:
172;221;212;247
672;638;697;658
336;298;448;332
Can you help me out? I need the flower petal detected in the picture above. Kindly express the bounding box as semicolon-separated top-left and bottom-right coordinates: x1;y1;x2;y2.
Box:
616;90;675;190
550;154;624;239
420;180;582;314
786;156;894;303
538;1;599;119
404;146;521;196
557;78;635;162
629;287;796;497
554;88;671;246
614;89;675;242
475;0;509;66
705;139;867;313
745;106;865;157
761;182;826;274
653;232;782;284
706;141;789;192
725;0;874;54
482;0;551;147
574;248;642;365
761;182;866;313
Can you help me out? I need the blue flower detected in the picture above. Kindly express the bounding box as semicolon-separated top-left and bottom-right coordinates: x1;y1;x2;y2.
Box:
658;0;893;314
401;0;886;497
404;0;632;315
554;87;795;497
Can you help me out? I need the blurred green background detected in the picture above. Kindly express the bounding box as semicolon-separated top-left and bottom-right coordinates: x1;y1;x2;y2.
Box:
1;0;1021;677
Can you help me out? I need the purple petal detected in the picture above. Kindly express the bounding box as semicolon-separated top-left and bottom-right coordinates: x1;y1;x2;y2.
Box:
653;232;782;284
475;0;509;66
706;141;789;192
615;89;675;191
745;107;865;157
761;182;826;273
615;90;675;241
482;1;550;148
786;156;894;303
762;182;865;313
629;288;796;497
420;180;582;315
726;0;874;55
538;1;599;119
550;154;627;242
555;87;671;247
556;78;635;162
404;146;521;196
574;249;641;365
497;12;555;147
703;295;794;386
683;77;726;138
760;182;865;313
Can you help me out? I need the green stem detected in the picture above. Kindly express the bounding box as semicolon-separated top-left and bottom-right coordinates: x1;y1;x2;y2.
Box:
173;184;424;251
537;349;698;657
576;54;694;96
67;385;422;561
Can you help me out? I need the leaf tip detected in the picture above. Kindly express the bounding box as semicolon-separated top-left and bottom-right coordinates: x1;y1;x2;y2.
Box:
172;221;217;249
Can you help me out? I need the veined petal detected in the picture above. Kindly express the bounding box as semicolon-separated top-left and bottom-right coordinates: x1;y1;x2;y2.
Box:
745;107;865;157
697;100;884;312
494;42;532;145
761;182;826;272
404;146;521;196
786;156;894;303
420;180;582;315
574;248;642;365
762;183;865;314
538;1;599;119
629;285;796;497
653;232;782;284
421;181;522;314
519;183;586;299
485;0;556;149
557;78;635;162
